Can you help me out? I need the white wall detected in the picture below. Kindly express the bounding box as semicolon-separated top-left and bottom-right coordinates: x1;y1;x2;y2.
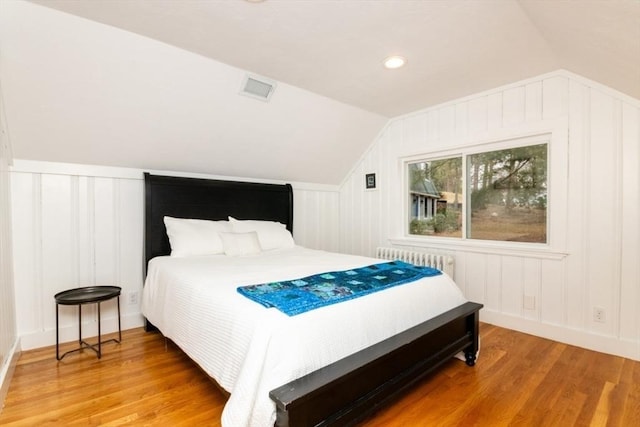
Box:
340;70;640;361
0;0;386;186
0;83;18;407
10;161;340;350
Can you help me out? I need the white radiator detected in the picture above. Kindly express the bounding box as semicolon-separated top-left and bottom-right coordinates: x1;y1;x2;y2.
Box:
375;247;455;278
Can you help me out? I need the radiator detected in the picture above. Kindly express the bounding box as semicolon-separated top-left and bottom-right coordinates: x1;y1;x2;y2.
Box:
375;247;455;278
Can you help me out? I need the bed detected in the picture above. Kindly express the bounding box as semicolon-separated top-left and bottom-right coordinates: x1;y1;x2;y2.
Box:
141;172;482;427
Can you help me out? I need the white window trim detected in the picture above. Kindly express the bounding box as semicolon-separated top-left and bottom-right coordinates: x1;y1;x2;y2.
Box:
397;119;569;260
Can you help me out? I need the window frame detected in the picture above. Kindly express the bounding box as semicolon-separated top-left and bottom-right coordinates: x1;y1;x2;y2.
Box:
397;124;569;260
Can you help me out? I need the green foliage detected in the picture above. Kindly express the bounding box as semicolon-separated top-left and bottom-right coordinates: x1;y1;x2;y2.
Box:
471;187;502;211
427;210;460;233
429;214;447;233
409;218;432;235
409;157;462;196
533;194;547;209
470;187;489;211
468;143;548;212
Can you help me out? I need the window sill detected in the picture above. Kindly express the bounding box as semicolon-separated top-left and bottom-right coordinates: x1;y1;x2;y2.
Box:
388;237;569;260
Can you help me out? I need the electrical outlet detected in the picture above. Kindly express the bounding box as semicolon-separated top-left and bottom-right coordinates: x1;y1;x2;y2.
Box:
128;291;139;305
593;306;605;323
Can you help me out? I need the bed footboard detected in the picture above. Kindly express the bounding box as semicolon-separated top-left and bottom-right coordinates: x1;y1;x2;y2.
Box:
270;301;482;427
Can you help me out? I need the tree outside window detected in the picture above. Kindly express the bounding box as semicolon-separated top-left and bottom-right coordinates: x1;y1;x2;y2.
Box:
408;157;462;238
408;142;548;244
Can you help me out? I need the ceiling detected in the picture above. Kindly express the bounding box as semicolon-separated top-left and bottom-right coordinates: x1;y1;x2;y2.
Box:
26;0;640;117
1;1;638;185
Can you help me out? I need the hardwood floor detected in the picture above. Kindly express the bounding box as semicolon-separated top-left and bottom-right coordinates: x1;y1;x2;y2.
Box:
1;324;638;426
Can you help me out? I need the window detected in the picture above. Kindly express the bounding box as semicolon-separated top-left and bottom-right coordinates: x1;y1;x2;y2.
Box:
407;140;548;244
408;157;463;238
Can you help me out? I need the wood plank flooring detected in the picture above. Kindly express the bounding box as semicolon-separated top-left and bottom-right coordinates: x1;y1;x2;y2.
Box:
1;324;638;426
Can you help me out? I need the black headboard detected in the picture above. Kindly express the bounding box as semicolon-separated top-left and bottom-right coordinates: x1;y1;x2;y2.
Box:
144;173;293;271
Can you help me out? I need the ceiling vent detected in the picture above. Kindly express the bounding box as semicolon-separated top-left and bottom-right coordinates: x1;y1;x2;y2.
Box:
240;74;276;102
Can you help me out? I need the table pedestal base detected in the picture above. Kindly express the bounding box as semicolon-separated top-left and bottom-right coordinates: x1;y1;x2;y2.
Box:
56;292;122;361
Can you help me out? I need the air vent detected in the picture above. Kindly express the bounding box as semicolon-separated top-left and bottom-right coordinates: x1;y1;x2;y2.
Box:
240;74;276;102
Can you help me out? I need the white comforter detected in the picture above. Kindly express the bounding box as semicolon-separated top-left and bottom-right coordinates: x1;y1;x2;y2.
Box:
142;247;466;427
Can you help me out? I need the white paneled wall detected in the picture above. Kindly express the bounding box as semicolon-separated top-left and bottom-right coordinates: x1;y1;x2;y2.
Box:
293;187;341;253
340;71;640;360
0;91;18;403
11;169;144;350
10;162;340;350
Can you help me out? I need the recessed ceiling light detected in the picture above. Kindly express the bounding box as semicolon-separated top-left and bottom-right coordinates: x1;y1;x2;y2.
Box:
383;56;407;69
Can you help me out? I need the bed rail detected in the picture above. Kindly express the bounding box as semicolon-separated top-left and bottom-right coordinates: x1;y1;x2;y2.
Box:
270;301;482;426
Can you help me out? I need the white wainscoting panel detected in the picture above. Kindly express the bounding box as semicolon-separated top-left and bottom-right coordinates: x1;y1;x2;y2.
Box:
11;171;144;350
11;163;340;350
292;188;340;253
0;94;19;404
619;101;640;346
339;70;640;361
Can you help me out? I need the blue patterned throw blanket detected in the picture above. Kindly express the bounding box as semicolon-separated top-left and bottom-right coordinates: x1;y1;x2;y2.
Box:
237;261;442;316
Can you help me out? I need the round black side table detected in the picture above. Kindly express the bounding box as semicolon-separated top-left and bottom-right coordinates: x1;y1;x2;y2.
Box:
55;286;122;360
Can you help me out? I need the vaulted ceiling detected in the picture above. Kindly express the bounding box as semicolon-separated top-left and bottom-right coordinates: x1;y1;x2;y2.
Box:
1;0;638;184
26;0;640;117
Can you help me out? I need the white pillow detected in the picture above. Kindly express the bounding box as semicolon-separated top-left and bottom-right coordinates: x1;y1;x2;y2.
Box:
163;216;231;257
228;216;295;251
219;231;262;256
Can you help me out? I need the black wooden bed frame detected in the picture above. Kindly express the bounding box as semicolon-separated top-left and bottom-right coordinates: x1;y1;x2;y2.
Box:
143;172;482;427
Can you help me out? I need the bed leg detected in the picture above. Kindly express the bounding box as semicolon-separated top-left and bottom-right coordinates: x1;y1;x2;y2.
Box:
464;350;476;366
144;318;158;333
464;308;480;367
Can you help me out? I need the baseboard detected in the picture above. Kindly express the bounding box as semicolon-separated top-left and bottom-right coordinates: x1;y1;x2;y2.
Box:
480;310;640;361
19;313;144;351
0;337;21;413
